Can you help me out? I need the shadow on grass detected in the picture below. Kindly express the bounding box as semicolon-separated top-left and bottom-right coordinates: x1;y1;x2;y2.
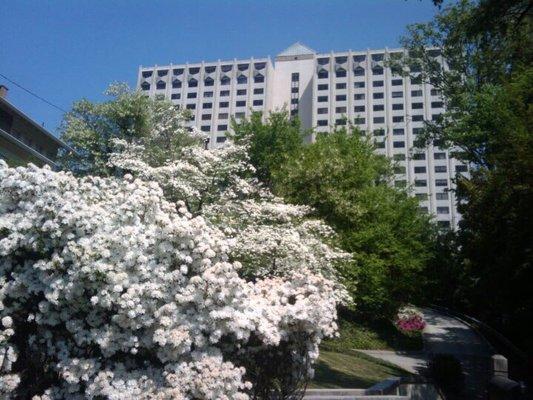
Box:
310;350;411;389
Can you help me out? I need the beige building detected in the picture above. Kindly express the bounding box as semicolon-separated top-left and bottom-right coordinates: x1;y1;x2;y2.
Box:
0;85;70;167
137;43;468;229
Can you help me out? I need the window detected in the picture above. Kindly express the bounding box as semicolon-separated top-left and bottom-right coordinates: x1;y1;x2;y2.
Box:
335;106;347;113
202;114;211;121
394;154;406;161
392;116;404;123
336;83;347;89
353;54;366;62
354;93;365;100
238;63;249;71
204;91;213;98
205;66;216;74
373;116;385;123
354;81;365;88
431;101;444;108
353;67;365;76
186;104;196;110
200;125;210;132
318;84;328;90
235;112;245;118
414;166;426;173
372;67;384;75
237;89;246;96
141;82;150;90
373;80;384;87
413;127;424;135
318;70;328;79
318;57;330;65
435;179;448;187
354;117;365;124
204;77;214;87
394;166;406;174
335;56;348;64
317;108;328;114
435;165;447;173
392;91;403;98
373;92;384;99
317;96;328;102
156;81;166;90
157;69;168;77
335;118;347;126
237;75;247;84
173;68;183;75
291;87;299;93
354;105;365;112
431;89;440;96
434;152;446;160
415;179;427;187
236;100;246;107
391;78;403;86
142;71;153;78
436;192;449;200
290;109;298;116
373;104;384;111
220;76;231;86
187;92;197;99
416;193;428;200
317;120;328;126
413;153;426;160
392;103;404;110
393;128;405;135
375;141;385;149
412;115;424;121
336;94;347;101
253;99;263;106
220;90;230;97
254;88;264;95
456;165;468;173
393;141;405;148
437;207;450;214
412;102;424;109
171;93;180;100
218;113;229;119
172;80;182;89
216;136;227;143
395;180;407;188
188;79;198;88
411;90;423;97
221;65;232;72
373;129;385;136
254;74;265;83
202;103;212;109
219;101;229;108
336;68;347;78
189;67;200;75
432;113;442;121
217;124;228;131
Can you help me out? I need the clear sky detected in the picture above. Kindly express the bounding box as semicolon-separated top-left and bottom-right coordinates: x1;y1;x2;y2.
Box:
0;0;439;136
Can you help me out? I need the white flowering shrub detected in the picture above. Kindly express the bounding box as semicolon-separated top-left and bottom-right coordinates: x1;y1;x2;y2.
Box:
0;161;342;399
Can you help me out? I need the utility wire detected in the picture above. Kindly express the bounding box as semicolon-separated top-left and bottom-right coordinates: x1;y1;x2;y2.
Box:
0;72;69;114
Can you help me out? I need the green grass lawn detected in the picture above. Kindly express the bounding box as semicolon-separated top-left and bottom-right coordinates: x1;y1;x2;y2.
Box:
310;349;410;388
322;317;423;352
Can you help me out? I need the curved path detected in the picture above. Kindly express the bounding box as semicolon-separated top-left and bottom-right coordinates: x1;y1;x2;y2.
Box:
358;307;493;399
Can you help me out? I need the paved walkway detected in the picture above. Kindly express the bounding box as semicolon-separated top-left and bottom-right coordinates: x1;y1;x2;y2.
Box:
357;308;493;399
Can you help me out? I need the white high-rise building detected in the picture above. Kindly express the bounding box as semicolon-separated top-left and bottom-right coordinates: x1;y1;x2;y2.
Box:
137;43;468;229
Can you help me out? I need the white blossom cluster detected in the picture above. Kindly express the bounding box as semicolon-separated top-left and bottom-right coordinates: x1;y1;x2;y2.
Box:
0;161;342;399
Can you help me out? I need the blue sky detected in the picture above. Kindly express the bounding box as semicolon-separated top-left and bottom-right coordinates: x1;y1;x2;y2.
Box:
0;0;439;136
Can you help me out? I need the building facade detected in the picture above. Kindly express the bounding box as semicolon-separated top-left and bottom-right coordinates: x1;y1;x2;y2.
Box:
137;43;468;229
0;85;70;168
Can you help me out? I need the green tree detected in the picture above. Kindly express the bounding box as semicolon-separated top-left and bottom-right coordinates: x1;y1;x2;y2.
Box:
231;110;304;186
397;0;533;353
58;83;199;175
274;128;436;319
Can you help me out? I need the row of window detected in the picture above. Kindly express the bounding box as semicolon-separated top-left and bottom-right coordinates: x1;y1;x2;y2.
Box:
316;68;426;80
316;51;440;65
169;88;265;100
181;99;264;110
141;62;267;78
316;94;443;107
316;113;438;124
416;192;450;201
142;74;265;90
